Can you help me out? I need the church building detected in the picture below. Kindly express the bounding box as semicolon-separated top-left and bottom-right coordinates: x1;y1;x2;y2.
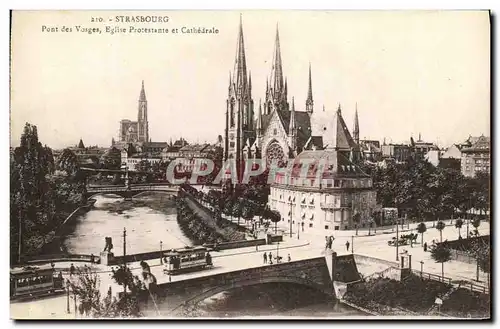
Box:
224;17;378;231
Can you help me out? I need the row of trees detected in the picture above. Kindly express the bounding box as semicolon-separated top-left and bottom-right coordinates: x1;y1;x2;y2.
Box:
182;183;281;234
175;195;227;244
362;158;490;222
10;123;87;263
415;219;489;287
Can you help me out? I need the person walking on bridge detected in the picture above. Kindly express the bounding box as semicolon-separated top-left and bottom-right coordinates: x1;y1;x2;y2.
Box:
345;240;350;252
263;252;268;264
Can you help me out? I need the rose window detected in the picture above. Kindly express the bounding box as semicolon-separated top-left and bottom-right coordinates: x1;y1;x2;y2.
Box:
266;142;286;167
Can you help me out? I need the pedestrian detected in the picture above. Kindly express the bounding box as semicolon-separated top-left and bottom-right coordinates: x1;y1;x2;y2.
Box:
70;263;75;277
269;257;273;265
268;252;272;263
90;254;95;264
346;241;350;252
263;252;267;264
423;242;428;252
287;254;291;262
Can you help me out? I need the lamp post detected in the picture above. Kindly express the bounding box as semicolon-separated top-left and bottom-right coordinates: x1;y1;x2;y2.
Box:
351;235;354;254
276;241;280;262
396;219;400;261
420;261;424;277
160;241;163;264
297;220;300;240
123;227;127;294
66;280;70;314
289;200;293;238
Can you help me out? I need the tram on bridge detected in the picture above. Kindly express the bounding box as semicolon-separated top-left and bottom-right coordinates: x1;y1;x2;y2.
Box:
162;246;213;275
10;265;65;300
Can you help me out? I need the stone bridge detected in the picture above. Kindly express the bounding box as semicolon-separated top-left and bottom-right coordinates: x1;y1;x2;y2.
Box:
85;184;179;199
141;255;336;316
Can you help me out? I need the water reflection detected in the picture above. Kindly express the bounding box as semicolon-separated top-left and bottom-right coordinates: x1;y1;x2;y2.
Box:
63;194;190;256
177;282;366;318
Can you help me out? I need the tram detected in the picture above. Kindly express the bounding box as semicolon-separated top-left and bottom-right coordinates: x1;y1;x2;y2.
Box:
162;246;213;275
10;265;65;299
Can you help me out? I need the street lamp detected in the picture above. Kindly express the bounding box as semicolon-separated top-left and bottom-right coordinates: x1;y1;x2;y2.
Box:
420;261;424;277
297;220;300;240
351;235;354;254
396;219;400;261
66;279;70;314
160;241;163;264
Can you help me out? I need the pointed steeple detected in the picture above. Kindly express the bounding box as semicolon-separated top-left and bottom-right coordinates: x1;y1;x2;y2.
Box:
270;24;284;99
284;77;288;99
256;99;263;133
323;105;357;151
78;138;85;149
306;63;314;114
139;80;146;101
248;71;252;96
353;103;360;144
233;14;247;96
289;97;296;134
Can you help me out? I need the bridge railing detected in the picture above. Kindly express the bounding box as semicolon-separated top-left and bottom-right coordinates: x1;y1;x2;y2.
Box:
23;253;100;264
86;184;179;193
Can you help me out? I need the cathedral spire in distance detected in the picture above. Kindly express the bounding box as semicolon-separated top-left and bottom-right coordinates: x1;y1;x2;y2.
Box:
257;98;263;133
270;23;284;99
306;63;314;115
353;103;360;144
139;80;146;101
233;14;247;96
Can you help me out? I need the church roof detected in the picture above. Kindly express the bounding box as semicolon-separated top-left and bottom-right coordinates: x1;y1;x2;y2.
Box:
304;136;324;150
290;149;370;179
321;106;357;151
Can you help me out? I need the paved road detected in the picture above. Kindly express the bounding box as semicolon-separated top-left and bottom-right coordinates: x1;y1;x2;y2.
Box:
10;209;490;319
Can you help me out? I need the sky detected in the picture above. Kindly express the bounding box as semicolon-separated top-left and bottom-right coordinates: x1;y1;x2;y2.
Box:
10;10;490;149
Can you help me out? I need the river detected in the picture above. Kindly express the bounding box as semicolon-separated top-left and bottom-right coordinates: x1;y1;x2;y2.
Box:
63;194;366;318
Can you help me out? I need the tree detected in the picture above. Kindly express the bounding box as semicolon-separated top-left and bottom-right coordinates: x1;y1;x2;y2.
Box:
430;244;452;282
10;123;57;262
352;213;361;236
232;199;243;226
57;148;80;179
471;218;481;236
100;147;121;170
454;219;464;239
417;222;427;247
435;220;446;243
242;203;255;228
71;265;144;317
268;210;281;235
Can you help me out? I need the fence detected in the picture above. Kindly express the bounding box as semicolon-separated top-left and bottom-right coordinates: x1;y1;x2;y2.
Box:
410;269;452;285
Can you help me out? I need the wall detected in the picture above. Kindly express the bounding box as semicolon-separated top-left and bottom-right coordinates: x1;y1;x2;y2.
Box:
112;238;269;265
147;256;334;313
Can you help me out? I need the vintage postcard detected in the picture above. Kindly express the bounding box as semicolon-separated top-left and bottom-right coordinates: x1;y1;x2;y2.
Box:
9;10;490;319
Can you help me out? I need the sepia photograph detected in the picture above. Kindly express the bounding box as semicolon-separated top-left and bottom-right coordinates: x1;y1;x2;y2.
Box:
8;10;491;319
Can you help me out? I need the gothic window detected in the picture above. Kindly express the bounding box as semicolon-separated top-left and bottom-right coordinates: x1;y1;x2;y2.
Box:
230;99;235;127
266;142;286;167
273;128;277;136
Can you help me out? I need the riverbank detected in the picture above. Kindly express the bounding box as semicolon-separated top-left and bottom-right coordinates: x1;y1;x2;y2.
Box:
342;274;490;318
96;193;176;216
